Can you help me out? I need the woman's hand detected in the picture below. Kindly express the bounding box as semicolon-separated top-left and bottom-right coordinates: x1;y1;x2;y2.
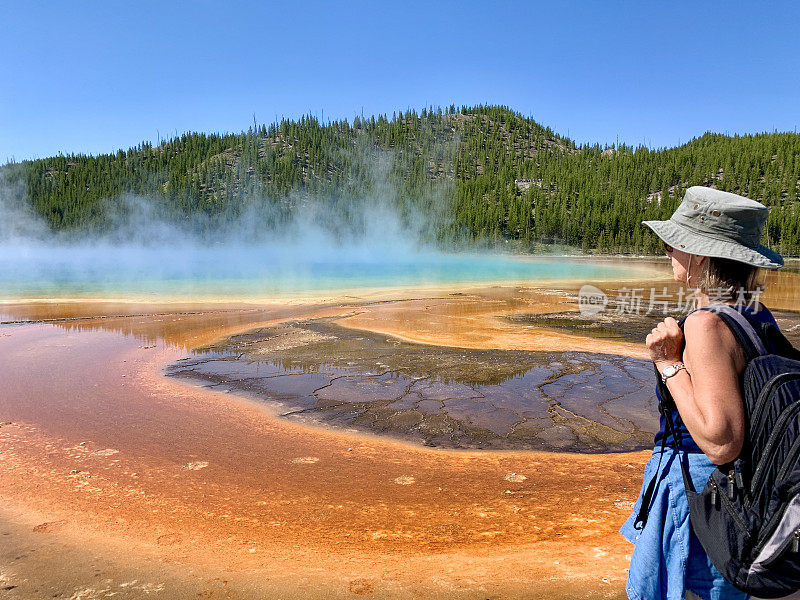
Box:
646;316;684;368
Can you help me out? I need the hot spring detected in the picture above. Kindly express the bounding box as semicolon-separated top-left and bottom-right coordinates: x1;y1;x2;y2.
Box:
0;242;658;301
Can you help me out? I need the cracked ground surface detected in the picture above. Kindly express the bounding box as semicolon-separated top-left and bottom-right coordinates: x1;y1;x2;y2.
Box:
167;318;659;452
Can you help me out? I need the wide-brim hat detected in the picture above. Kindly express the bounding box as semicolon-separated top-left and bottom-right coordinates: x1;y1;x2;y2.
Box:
642;186;784;269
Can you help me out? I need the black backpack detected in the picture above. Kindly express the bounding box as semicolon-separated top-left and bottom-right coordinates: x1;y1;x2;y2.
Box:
655;304;800;597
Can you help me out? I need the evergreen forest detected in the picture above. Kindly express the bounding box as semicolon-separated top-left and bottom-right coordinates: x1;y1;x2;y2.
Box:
4;105;799;255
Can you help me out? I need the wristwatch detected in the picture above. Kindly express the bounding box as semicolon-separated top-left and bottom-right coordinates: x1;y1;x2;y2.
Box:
660;363;686;383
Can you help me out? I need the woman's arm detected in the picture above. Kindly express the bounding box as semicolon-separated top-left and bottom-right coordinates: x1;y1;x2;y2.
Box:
646;312;747;465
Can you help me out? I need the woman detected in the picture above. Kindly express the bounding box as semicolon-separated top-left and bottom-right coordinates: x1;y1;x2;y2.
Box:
619;186;784;600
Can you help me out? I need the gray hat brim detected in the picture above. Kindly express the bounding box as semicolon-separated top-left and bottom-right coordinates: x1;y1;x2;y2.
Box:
642;218;784;270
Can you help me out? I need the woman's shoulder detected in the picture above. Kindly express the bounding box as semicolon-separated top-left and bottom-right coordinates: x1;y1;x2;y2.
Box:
683;302;780;355
682;309;738;349
682;307;748;368
684;306;728;330
685;302;777;327
683;305;749;347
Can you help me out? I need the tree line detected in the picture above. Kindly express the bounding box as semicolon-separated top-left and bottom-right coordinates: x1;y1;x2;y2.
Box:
4;104;799;255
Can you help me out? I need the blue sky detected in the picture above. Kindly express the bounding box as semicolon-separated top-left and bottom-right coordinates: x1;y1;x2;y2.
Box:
1;1;798;161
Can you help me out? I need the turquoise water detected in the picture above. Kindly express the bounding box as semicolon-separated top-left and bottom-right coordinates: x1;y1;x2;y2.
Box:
0;243;654;300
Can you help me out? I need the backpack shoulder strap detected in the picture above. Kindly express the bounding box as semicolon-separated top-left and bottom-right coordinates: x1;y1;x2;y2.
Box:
634;396;697;531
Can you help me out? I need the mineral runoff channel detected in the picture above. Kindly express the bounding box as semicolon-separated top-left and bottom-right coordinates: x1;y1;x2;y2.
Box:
1;262;799;599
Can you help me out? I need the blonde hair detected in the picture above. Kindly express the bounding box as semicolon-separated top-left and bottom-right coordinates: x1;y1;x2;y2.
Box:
700;256;766;304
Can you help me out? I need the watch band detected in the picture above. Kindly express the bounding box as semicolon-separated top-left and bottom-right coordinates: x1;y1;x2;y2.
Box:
660;362;686;383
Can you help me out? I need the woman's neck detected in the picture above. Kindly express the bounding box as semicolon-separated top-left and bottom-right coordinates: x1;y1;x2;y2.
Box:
694;290;711;307
692;290;737;308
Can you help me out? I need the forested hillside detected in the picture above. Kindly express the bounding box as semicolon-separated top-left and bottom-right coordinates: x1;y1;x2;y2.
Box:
5;105;800;255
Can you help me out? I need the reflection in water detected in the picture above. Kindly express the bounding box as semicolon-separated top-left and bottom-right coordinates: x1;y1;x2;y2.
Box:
0;303;345;351
50;310;280;351
167;319;659;452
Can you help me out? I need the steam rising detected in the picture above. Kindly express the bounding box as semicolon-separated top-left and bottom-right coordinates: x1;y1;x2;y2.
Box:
0;157;634;301
0;174;452;298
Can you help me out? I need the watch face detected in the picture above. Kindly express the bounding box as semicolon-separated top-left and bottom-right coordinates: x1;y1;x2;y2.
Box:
663;365;676;377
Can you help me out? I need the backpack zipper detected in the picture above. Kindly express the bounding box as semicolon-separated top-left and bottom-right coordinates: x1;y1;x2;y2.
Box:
756;526;800;568
734;459;745;490
748;373;800;438
754;482;800;554
756;527;800;568
749;402;800;498
711;479;749;533
776;431;800;484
